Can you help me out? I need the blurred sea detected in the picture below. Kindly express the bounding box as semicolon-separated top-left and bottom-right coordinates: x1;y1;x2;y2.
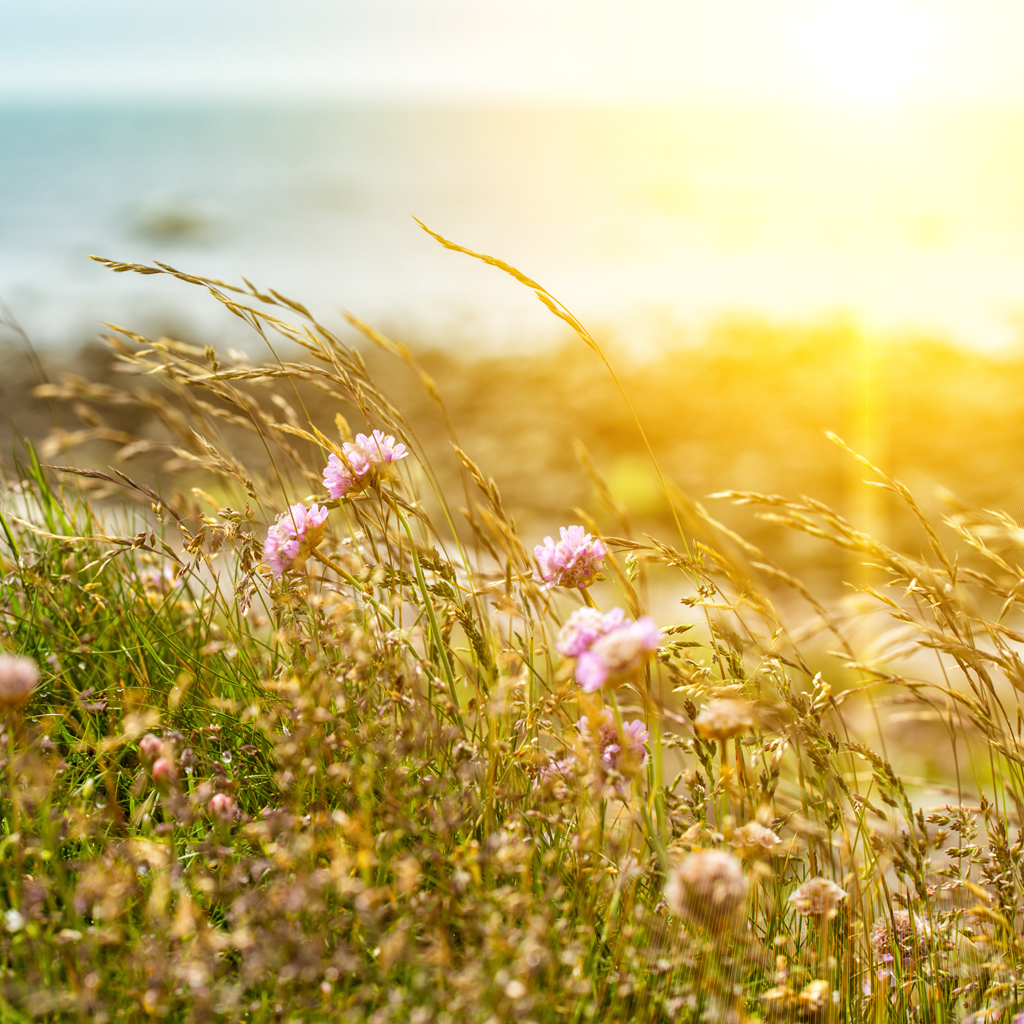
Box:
5;101;1024;355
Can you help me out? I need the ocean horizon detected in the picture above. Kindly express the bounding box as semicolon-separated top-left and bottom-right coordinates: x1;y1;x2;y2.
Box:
5;99;1024;356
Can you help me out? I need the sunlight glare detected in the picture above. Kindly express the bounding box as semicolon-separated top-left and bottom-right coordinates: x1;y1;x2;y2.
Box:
796;0;939;103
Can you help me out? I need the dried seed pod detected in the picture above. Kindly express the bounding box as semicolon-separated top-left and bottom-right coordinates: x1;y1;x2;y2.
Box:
664;849;747;934
694;699;754;742
788;877;848;920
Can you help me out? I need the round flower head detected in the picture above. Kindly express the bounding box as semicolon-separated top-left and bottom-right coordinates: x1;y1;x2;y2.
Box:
208;792;238;824
534;756;578;798
556;607;625;658
0;654;39;709
322;431;408;499
871;909;932;964
139;734;165;765
789;877;848;920
534;525;606;590
664;849;747;935
694;699;755;742
730;822;782;859
151;756;177;789
574;615;659;692
262;502;329;578
322;451;366;499
577;709;649;775
354;429;408;466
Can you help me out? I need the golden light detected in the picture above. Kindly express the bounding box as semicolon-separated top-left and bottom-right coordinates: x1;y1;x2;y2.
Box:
795;0;939;103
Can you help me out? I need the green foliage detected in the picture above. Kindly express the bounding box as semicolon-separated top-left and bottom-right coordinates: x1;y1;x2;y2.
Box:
0;251;1023;1023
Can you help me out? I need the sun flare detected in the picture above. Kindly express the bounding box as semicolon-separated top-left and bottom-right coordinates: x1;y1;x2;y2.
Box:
796;0;939;103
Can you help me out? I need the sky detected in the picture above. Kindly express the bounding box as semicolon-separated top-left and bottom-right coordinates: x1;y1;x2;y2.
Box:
3;0;1024;107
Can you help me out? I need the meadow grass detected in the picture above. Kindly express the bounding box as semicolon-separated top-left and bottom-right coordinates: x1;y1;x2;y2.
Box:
0;236;1023;1023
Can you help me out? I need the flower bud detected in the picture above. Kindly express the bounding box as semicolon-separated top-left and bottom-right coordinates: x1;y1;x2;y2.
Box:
139;734;165;764
0;654;39;709
151;757;176;789
208;792;237;824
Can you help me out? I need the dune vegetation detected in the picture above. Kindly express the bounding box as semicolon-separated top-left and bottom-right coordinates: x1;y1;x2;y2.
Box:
2;232;1024;1022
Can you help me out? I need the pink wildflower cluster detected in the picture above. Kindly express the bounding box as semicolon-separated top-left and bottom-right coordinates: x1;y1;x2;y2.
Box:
534;525;606;590
578;709;649;777
139;733;177;790
322;430;409;499
262;502;330;578
557;607;659;692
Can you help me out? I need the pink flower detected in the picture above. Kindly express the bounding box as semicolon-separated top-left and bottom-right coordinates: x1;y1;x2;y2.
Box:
208;792;238;824
534;756;578;795
0;654;39;709
322;431;409;499
576;710;649;790
262;502;329;578
151;757;176;789
355;429;408;465
139;734;165;764
534;526;606;590
556;607;626;658
574;615;660;692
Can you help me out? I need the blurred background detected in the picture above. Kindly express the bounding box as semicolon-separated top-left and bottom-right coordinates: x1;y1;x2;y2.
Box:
4;0;1024;577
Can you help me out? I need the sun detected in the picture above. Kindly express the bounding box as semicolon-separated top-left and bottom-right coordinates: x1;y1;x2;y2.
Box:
795;0;939;103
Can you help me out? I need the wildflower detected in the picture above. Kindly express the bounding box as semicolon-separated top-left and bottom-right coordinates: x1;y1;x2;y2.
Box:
789;877;848;920
577;709;649;780
139;734;165;764
262;502;329;577
730;822;781;859
694;699;754;742
0;654;39;709
574;615;660;693
151;757;177;789
355;429;408;465
557;607;615;658
4;909;24;934
664;849;747;935
322;430;408;499
870;909;932;964
208;792;238;824
536;756;578;785
534;525;606;590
